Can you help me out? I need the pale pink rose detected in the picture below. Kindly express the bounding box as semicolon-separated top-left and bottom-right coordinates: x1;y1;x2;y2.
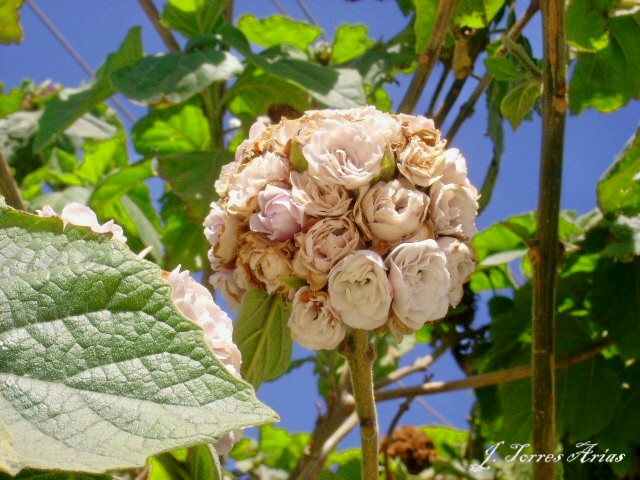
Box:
203;202;225;246
210;266;251;312
303;119;385;190
37;202;126;243
215;161;240;197
429;180;478;239
166;267;243;455
354;178;429;244
385;240;450;331
290;171;352;217
327;250;392;330
440;148;470;186
397;136;446;187
210;214;241;268
237;232;294;295
437;237;476;306
289;288;347;350
293;216;361;290
227;152;290;217
395;113;441;143
249;185;306;241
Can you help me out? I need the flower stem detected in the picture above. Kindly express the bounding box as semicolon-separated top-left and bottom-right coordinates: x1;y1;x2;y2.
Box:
342;329;379;479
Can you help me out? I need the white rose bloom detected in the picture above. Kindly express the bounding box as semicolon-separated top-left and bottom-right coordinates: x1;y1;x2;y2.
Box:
166;267;243;454
395;113;441;144
354;178;429;244
203;202;225;246
215;161;240;198
437;237;476;306
303;119;385;190
37;202;126;243
293;216;360;290
237;232;294;294
429;180;479;239
211;214;241;267
385;240;450;330
227;152;290;217
327;250;392;330
210;266;251;312
289;288;347;350
290;171;352;217
440;148;470;186
397;136;446;187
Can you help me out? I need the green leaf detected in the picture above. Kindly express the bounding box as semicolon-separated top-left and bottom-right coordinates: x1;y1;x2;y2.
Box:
158;151;230;221
34;27;143;150
161;193;209;271
233;290;293;389
148;455;181;480
258;425;310;472
133;103;211;156
590;258;640;358
481;79;506;212
0;202;277;474
414;0;438;54
331;24;375;65
110;49;242;105
29;186;93;213
597;124;640;217
0;471;112;480
76;137;128;185
161;0;226;38
454;0;488;28
484;57;525;81
225;70;310;120
90;160;154;206
569;13;640;114
500;80;541;130
0;0;23;44
237;14;321;51
188;445;221;480
216;23;365;107
566;0;612;52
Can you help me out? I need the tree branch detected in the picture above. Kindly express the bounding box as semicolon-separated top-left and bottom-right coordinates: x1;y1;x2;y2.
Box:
374;341;448;390
0;151;26;211
137;0;181;52
398;0;458;114
376;341;606;402
433;77;467;127
444;0;540;143
426;65;451;118
532;0;568;475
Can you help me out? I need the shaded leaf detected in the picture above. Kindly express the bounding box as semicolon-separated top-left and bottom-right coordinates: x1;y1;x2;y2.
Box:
566;0;612;51
237;14;321;51
111;49;242;105
233;290;293;389
414;0;438;54
0;202;277;474
158;151;230;221
484;57;525;81
161;193;209;271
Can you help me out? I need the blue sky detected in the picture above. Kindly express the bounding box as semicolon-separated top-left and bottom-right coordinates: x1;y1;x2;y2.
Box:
2;0;639;449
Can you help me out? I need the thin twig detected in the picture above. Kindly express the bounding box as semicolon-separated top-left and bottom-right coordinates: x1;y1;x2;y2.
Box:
383;396;415;480
398;0;458;114
376;340;607;402
26;0;136;123
532;0;568;475
270;0;290;16
433;77;467;127
321;412;359;458
477;142;501;215
426;65;451;117
136;0;181;52
394;379;454;427
374;341;449;390
0;151;26;211
294;0;328;42
444;0;540;143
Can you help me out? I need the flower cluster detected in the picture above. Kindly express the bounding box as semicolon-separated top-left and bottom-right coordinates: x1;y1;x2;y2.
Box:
205;107;478;350
38;203;243;454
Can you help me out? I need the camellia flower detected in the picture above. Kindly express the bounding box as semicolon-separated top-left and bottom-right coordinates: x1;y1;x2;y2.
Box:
327;250;392;330
37;203;126;243
289;288;346;350
207;106;478;346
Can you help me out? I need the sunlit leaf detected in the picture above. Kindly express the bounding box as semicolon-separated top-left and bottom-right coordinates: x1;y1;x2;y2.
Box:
238;14;321;51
